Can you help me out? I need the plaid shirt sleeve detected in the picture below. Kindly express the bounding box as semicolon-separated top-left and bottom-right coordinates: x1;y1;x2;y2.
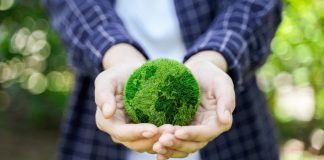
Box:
184;0;282;91
43;0;147;77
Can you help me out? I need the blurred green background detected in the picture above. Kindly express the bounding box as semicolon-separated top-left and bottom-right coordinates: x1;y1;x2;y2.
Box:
0;0;323;159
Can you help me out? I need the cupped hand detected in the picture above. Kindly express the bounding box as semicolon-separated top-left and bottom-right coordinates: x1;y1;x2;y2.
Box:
154;51;236;159
94;44;159;153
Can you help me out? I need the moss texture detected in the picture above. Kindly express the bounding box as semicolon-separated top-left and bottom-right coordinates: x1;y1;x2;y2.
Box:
124;59;200;126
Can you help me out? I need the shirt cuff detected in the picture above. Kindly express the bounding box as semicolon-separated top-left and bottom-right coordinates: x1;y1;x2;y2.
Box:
184;30;248;92
87;25;148;76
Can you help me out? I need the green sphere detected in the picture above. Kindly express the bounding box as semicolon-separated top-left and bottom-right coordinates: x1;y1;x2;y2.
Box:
124;59;200;126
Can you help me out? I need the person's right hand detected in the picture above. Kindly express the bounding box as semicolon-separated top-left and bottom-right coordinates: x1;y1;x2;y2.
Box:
94;43;159;153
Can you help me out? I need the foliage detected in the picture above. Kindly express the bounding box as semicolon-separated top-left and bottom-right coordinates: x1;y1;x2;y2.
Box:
257;0;324;155
124;59;200;126
0;0;73;127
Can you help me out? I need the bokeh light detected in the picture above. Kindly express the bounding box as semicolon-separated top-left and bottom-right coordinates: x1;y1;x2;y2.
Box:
275;86;315;122
10;27;30;54
0;62;11;83
256;0;324;158
0;0;14;11
310;129;324;152
27;72;47;94
47;71;73;93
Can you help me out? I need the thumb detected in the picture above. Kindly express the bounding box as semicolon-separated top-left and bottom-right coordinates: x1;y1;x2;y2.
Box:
215;91;234;127
95;87;117;119
217;106;231;125
94;72;117;119
214;84;235;125
102;93;117;118
215;99;233;132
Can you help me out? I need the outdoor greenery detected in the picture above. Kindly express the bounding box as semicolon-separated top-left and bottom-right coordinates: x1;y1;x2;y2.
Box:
257;0;324;158
0;0;73;128
0;0;323;159
124;59;200;126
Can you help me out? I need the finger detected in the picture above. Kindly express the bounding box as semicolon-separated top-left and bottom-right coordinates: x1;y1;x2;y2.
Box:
159;133;207;153
96;109;158;141
167;150;189;158
102;102;116;119
111;123;158;141
112;123;158;141
153;142;168;154
213;80;235;124
216;93;234;125
157;154;168;160
174;125;222;142
123;135;159;153
114;123;159;141
94;71;116;106
158;124;176;134
174;125;181;130
217;107;233;131
95;90;116;118
94;73;117;118
157;149;189;159
124;141;151;153
146;149;156;154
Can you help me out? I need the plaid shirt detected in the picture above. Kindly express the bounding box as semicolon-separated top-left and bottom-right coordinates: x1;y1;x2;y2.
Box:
44;0;282;159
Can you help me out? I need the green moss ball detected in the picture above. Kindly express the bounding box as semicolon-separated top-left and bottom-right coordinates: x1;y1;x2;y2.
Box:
124;59;200;126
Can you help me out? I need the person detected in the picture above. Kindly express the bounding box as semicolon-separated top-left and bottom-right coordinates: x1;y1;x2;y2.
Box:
44;0;282;159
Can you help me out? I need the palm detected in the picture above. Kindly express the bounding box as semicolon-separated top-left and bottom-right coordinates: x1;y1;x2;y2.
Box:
95;63;160;153
187;62;233;127
191;96;218;126
111;86;129;123
99;65;139;124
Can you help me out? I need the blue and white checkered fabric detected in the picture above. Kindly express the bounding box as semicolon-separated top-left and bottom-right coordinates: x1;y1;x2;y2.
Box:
44;0;282;159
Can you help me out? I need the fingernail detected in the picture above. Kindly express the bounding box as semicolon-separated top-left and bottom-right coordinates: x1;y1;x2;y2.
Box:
224;110;230;122
142;131;154;138
219;109;231;124
103;103;110;117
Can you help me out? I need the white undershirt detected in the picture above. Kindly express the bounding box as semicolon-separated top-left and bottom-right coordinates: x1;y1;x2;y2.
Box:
115;0;201;159
115;0;186;62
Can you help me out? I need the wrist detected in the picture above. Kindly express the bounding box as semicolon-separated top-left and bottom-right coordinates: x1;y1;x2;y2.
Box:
185;50;228;72
102;43;147;70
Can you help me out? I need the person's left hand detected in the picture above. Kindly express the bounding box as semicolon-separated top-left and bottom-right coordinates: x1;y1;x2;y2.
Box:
153;51;236;160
